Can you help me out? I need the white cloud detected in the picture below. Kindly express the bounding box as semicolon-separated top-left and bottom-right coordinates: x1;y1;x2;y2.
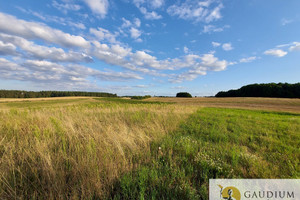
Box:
264;49;287;57
289;42;300;52
132;0;162;20
239;56;257;63
0;58;25;72
0;33;92;63
203;25;229;33
139;7;162;20
134;18;141;27
90;27;119;44
0;40;17;55
183;46;189;54
169;53;232;83
150;0;165;9
167;0;223;23
83;0;109;18
52;1;81;13
0;12;90;48
120;17;143;41
212;41;221;47
67;21;86;30
222;43;233;51
130;27;142;39
0;11;238;88
121;18;132;28
205;3;223;23
0;58;142;89
133;0;164;9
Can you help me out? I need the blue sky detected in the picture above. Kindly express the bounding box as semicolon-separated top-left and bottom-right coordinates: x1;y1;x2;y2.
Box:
0;0;299;96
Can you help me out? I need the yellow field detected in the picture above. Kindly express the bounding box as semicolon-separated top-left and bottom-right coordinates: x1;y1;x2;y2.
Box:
145;97;300;113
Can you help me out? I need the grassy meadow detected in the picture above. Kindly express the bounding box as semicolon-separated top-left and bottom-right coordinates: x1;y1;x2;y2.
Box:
0;97;299;199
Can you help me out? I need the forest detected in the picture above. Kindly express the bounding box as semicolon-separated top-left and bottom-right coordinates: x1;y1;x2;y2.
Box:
0;90;117;98
215;83;300;98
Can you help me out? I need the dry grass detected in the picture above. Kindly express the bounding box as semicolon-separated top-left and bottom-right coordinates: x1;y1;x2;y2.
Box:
0;99;197;199
0;96;91;102
145;97;300;113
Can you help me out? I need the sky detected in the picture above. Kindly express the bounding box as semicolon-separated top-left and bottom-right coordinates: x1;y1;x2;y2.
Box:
0;0;299;96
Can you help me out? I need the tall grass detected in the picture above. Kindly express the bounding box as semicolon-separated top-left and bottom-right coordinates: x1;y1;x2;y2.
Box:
1;98;299;199
0;99;197;199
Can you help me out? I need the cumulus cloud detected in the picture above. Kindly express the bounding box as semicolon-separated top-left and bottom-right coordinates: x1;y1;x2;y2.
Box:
169;53;232;83
0;12;90;48
239;56;257;63
120;17;143;41
132;0;162;20
0;11;237;89
0;58;142;89
130;27;142;39
90;27;119;44
83;0;109;18
264;49;287;57
0;33;92;63
167;0;223;23
139;7;162;20
222;43;233;51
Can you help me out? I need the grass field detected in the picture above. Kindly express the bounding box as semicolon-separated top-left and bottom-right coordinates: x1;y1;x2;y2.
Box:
0;97;299;199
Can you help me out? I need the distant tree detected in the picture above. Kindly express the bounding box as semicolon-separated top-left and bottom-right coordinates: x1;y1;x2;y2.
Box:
215;83;300;98
0;90;118;98
176;92;192;98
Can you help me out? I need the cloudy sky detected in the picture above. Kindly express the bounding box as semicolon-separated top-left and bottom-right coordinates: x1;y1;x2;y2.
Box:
0;0;299;96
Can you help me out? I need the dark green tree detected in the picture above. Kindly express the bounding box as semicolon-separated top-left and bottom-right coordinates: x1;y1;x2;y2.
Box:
176;92;192;98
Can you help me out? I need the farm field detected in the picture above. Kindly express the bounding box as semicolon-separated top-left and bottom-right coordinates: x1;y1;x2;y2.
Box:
0;97;299;199
145;97;300;113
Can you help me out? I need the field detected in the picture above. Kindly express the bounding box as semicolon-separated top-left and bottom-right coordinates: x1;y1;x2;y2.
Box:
0;97;299;199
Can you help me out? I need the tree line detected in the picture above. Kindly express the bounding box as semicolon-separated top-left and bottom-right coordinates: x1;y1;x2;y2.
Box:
0;90;117;98
215;83;300;98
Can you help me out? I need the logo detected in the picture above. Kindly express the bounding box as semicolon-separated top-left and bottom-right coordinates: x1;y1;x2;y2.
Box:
218;185;241;200
210;179;299;200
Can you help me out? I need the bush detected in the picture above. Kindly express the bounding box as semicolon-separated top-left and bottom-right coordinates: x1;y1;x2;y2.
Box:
131;95;151;100
176;92;192;98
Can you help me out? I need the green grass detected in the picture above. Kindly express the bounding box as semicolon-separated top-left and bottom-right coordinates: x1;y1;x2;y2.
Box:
109;108;300;199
